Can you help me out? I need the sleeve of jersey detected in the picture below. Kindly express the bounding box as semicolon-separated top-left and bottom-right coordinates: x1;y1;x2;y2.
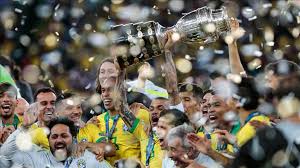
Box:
77;124;103;143
236;116;270;147
133;109;151;135
129;110;149;141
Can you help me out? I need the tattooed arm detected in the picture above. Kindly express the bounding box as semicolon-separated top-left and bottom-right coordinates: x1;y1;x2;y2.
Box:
114;62;137;129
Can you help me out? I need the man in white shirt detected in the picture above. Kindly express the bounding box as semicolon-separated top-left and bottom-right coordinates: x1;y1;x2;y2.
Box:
0;117;111;168
166;124;222;168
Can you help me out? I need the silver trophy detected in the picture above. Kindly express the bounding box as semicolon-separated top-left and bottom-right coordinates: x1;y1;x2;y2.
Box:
111;6;230;69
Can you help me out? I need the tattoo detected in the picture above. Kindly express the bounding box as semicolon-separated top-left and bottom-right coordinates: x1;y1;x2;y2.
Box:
164;50;181;105
115;68;137;129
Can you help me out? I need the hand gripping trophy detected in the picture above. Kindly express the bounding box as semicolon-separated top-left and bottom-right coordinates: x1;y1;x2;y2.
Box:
111;6;231;69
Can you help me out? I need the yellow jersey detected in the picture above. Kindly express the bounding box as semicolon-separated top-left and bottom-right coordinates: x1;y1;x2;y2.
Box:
140;132;163;168
236;114;270;147
196;125;238;155
77;123;102;143
30;123;50;150
96;109;149;165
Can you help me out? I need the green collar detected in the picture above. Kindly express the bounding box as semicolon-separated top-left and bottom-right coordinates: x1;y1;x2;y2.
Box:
105;111;119;120
0;114;20;129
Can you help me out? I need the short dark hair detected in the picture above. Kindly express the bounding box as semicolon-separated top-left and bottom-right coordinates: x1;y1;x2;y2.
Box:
203;89;215;97
233;77;260;111
265;60;300;76
160;109;190;127
0;82;18;98
127;91;151;108
47;117;77;138
178;83;204;101
154;97;169;101
34;87;56;101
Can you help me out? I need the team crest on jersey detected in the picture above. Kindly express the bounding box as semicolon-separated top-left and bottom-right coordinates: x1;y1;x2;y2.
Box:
123;124;129;132
77;159;86;168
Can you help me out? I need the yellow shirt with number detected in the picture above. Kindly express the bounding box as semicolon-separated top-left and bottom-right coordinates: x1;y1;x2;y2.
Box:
236;115;270;147
30;123;102;150
140;132;163;168
96;109;149;165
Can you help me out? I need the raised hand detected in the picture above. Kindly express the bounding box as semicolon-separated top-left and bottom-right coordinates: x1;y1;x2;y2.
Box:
129;102;149;115
73;142;88;158
23;103;39;127
229;17;239;32
87;116;100;126
249;120;268;130
186;133;211;154
213;129;236;145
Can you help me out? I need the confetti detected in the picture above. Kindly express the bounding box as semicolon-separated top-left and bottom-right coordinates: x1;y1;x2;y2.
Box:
171;32;180;42
168;0;184;12
14;8;23;13
175;58;192;73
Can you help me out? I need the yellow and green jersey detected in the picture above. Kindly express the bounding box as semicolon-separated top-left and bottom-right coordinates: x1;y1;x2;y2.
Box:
140;131;163;168
96;109;149;165
236;112;270;147
196;122;241;154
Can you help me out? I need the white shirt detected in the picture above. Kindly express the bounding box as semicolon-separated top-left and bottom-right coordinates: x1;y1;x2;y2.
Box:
0;129;111;168
162;152;222;168
127;79;168;100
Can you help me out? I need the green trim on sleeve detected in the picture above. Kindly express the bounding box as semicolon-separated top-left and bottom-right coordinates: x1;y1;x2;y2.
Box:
128;118;140;133
95;137;106;143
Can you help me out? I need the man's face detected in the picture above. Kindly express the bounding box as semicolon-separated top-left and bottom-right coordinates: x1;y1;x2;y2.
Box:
15;98;29;116
208;95;229;125
99;62;118;84
201;93;213;118
149;99;169;127
36;92;57;123
156;116;174;150
49;124;73;160
101;79;116;111
57;97;82;124
180;91;201;117
168;137;190;168
0;91;17;119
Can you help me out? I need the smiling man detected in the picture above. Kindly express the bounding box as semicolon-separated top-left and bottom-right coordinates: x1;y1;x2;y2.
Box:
0;83;19;128
33;87;57;127
167;124;222;168
0;83;19;144
1;117;111;168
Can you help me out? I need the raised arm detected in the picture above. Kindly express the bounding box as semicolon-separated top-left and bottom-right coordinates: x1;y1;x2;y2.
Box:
114;61;138;130
228;18;246;76
163;31;181;106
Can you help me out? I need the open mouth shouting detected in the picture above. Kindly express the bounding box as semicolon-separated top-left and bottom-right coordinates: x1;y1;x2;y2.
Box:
151;115;159;126
1;103;12;114
209;114;218;123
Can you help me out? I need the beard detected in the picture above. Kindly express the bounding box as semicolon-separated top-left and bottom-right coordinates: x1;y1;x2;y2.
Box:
54;149;68;161
51;143;73;162
1;112;13;119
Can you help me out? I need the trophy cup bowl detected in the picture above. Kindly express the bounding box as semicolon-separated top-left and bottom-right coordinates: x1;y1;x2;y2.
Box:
110;6;231;69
